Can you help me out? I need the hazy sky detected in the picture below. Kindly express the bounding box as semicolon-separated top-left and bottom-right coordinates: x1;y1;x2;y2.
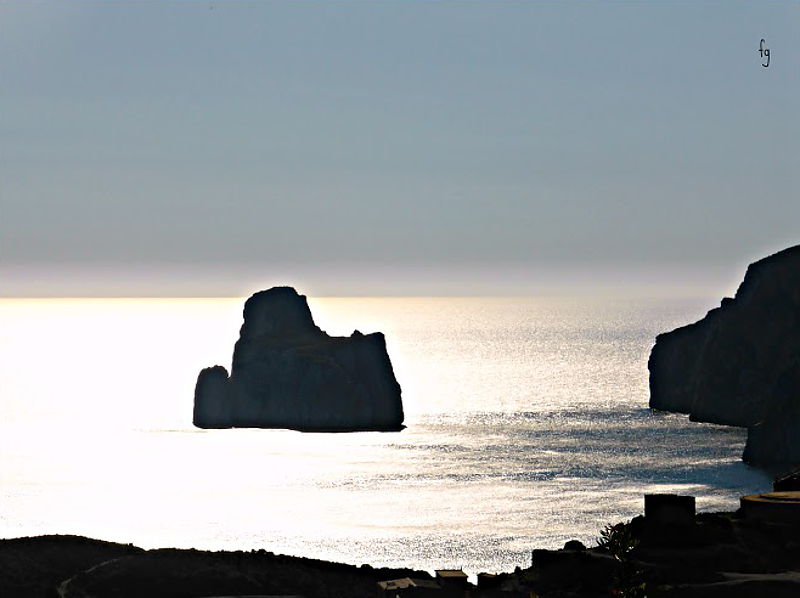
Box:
1;1;797;296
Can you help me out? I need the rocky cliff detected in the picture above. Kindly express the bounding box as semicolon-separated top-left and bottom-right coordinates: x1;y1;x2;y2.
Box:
193;287;404;432
648;245;800;465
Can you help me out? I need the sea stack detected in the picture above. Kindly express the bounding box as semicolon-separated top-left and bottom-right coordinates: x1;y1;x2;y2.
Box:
193;287;404;432
648;245;800;465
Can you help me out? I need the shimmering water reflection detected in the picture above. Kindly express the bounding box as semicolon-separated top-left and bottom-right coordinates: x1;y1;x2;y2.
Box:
0;298;771;574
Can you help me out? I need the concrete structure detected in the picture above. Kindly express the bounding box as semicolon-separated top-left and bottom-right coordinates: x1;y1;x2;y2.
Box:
740;491;800;524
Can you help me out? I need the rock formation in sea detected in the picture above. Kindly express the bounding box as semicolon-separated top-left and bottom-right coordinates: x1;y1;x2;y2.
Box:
648;245;800;465
193;286;404;432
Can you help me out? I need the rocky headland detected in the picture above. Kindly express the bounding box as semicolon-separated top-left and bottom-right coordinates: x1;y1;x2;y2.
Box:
648;245;800;466
194;286;404;432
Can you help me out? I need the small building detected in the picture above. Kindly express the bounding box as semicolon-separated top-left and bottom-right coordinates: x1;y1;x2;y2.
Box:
435;569;469;593
377;577;442;598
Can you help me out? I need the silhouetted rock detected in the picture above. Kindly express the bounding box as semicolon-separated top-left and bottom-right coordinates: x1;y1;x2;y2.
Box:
193;287;404;432
648;246;800;465
744;391;800;466
773;469;800;491
193;365;232;428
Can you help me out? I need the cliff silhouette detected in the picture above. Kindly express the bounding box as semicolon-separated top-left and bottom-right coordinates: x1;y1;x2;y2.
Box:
194;287;405;432
648;245;800;465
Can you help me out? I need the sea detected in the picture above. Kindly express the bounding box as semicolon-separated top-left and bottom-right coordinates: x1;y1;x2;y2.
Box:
0;296;771;576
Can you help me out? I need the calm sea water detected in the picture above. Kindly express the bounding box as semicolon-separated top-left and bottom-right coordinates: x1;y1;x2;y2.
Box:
0;297;770;575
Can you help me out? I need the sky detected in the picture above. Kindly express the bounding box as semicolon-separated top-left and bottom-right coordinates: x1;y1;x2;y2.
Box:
1;1;797;297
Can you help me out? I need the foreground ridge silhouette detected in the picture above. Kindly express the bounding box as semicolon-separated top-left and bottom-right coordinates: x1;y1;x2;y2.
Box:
7;491;800;597
193;286;404;432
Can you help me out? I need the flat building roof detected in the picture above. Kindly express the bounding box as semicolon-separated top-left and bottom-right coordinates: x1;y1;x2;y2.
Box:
435;570;467;578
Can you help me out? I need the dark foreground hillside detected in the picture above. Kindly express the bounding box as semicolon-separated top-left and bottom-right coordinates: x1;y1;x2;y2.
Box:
0;535;429;598
5;491;800;598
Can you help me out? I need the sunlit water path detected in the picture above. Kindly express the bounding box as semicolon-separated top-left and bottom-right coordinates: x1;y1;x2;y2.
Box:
0;297;770;574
